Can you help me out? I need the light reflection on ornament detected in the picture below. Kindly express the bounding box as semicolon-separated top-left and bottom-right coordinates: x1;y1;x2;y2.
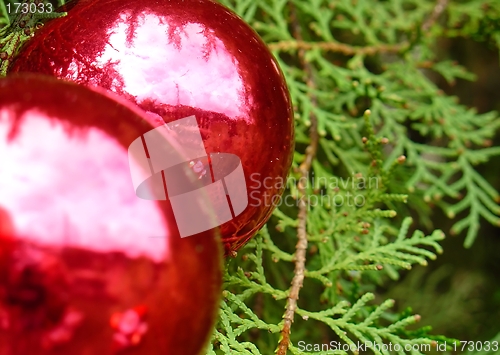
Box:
94;13;249;121
0;110;167;261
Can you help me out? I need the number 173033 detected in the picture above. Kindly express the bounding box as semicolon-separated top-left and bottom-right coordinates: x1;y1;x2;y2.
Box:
454;341;498;352
6;2;53;14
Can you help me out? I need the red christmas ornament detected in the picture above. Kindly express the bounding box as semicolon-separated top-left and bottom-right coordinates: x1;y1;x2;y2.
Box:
10;0;295;255
0;74;222;355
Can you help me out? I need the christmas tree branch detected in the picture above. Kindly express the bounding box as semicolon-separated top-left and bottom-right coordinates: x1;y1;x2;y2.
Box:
276;4;319;354
208;0;499;352
267;0;449;56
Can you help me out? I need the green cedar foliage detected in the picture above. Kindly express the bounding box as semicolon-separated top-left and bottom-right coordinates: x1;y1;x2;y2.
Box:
208;0;500;353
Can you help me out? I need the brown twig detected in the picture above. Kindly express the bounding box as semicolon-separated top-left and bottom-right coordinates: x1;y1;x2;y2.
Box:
275;1;449;353
276;5;319;355
422;0;449;33
268;39;408;56
269;0;448;56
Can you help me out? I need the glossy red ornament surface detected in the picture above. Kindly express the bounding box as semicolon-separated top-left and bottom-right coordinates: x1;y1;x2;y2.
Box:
10;0;294;254
0;74;222;355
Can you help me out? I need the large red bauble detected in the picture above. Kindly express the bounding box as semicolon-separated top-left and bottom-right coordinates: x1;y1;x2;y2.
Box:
0;74;222;355
10;0;294;255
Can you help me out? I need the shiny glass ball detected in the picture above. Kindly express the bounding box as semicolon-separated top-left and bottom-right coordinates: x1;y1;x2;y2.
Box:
0;74;222;355
10;0;295;254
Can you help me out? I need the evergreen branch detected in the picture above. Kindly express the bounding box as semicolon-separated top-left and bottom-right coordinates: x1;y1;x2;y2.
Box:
260;226;294;262
209;0;496;352
306;218;445;280
295;293;432;355
0;0;66;76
